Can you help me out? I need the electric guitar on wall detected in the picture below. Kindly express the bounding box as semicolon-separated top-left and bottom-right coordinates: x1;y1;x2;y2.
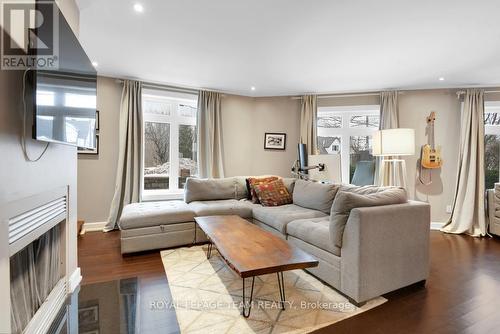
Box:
421;111;443;169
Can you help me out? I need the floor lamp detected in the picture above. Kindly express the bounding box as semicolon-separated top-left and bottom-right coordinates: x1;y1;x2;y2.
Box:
373;128;415;188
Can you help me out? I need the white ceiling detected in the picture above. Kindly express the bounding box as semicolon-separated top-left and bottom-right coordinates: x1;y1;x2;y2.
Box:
76;0;500;96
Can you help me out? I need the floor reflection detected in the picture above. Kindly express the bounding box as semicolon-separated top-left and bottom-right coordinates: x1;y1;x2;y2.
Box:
52;275;180;334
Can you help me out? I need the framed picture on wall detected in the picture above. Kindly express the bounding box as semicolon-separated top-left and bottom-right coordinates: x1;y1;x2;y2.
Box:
78;135;99;155
264;133;286;150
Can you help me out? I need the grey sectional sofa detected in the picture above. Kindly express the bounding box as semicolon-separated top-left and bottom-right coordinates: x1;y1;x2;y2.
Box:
119;176;430;305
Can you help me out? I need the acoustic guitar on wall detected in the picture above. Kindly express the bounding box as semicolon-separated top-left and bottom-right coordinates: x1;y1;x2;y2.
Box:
421;111;443;169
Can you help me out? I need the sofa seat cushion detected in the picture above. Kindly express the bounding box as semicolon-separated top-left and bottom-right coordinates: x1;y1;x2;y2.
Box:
119;201;195;230
287;218;340;256
188;199;253;218
252;204;327;234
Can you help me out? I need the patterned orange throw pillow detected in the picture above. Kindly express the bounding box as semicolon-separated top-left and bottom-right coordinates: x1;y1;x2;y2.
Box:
253;179;292;206
247;176;279;203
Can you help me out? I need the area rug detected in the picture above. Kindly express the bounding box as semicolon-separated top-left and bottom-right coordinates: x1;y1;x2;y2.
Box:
160;245;386;334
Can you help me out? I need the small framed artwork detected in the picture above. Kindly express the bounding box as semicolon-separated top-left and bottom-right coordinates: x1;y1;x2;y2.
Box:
264;133;286;150
78;135;99;155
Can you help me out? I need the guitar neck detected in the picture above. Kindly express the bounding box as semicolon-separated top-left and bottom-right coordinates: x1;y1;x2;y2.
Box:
430;123;435;149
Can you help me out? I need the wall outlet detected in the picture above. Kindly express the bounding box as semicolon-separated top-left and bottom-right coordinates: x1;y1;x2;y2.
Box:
446;205;453;214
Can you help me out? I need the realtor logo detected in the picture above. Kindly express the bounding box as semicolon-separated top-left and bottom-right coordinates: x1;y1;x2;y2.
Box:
1;0;59;70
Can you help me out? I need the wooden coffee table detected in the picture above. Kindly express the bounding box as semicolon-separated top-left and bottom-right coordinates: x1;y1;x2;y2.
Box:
195;215;319;317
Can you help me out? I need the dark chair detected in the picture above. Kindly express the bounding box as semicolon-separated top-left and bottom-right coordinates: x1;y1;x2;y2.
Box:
351;161;375;186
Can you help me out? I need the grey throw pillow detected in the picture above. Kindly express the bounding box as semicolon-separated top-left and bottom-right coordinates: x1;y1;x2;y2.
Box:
293;179;341;214
330;187;407;248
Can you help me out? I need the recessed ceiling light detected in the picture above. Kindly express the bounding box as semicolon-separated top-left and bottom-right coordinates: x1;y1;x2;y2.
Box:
92;61;98;67
438;77;445;81
251;86;256;91
133;3;144;13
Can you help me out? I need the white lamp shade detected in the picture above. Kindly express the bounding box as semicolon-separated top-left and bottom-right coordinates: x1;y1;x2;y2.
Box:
373;128;415;156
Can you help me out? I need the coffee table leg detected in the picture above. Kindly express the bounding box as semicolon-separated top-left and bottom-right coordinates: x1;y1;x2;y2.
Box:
277;271;286;310
242;276;255;318
207;241;212;259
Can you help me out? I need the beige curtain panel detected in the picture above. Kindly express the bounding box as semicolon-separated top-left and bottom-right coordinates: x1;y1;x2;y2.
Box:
442;89;487;236
105;80;143;231
376;91;400;186
197;90;225;178
300;95;318;155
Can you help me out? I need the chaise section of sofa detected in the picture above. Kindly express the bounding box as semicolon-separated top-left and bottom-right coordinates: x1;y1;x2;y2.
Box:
119;201;201;254
119;176;263;254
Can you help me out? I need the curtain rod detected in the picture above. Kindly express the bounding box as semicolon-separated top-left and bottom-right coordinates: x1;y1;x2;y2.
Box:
291;92;380;100
115;79;199;95
114;79;232;97
456;89;500;97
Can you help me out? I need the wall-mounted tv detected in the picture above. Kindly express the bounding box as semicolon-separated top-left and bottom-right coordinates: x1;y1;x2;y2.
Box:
32;3;97;149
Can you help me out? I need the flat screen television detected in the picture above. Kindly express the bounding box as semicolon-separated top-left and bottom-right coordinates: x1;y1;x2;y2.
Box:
32;4;97;149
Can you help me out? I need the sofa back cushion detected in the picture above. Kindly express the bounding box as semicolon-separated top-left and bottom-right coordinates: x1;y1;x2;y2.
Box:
330;186;407;248
293;179;340;214
282;178;296;195
234;177;249;200
184;177;239;203
253;179;293;206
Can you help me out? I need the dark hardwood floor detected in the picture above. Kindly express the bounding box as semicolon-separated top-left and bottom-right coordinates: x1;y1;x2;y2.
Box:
78;230;165;285
78;231;500;333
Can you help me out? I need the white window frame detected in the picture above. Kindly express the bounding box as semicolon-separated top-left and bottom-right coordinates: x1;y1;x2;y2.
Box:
317;105;380;182
141;89;197;201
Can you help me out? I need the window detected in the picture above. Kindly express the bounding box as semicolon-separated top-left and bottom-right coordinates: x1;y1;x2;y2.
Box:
317;105;380;182
484;101;500;189
142;89;198;200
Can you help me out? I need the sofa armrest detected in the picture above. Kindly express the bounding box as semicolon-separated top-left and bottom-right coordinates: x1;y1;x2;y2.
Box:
340;200;430;303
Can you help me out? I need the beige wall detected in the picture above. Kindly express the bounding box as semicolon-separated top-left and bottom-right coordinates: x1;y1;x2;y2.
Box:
221;95;301;177
399;90;461;223
78;77;121;223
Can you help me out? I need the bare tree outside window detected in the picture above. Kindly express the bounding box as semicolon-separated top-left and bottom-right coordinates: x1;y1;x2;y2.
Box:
145;122;170;166
318;115;342;128
485;112;500;126
350;115;379;128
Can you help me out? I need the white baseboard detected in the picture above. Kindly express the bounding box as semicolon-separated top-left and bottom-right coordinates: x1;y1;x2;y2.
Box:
68;267;82;293
81;221;106;234
431;222;446;230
